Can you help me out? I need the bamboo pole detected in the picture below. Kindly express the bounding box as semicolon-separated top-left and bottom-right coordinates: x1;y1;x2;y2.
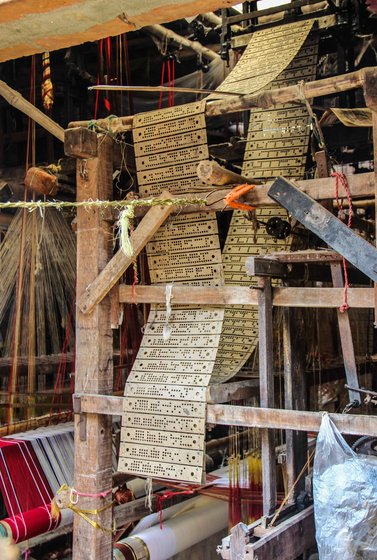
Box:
143;23;220;61
0;80;64;142
68;67;377;134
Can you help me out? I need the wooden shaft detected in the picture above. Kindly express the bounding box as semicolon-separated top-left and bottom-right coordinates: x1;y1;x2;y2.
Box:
0;80;64;142
197;159;251;186
143;24;220;61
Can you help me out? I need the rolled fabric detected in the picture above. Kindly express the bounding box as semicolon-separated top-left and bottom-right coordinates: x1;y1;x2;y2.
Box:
113;494;228;560
0;504;61;543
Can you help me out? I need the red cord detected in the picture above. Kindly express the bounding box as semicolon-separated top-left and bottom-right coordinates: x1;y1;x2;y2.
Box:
331;172;353;313
158;61;165;109
156;488;194;529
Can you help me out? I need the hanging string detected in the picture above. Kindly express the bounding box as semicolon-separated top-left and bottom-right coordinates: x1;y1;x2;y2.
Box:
332;172;353;313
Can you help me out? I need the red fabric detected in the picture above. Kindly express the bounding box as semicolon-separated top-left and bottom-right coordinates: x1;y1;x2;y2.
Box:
1;504;60;543
0;439;53;516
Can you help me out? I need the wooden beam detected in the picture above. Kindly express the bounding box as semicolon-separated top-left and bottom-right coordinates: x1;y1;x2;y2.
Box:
73;132;114;560
77;190;174;315
268;177;377;282
0;79;65;142
65;127;98;159
207;405;377;437
118;284;374;308
363;70;377;326
246;257;289;278
263;249;342;263
315;149;361;406
258;277;277;516
206;67;374;117
67;68;377;133
74;394;377;437
137;173;376;217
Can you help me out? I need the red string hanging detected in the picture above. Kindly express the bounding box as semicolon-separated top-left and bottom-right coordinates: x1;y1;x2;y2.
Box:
156;488;194;529
104;37;112;113
331;172;353;313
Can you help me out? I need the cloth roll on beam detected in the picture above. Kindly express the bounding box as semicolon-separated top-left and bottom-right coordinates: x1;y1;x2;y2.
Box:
113;494;228;560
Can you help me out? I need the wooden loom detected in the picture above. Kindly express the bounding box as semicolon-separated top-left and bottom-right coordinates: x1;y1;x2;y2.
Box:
0;17;376;560
65;21;377;560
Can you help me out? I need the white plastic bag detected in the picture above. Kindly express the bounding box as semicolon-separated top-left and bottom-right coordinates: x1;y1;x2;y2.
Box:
313;413;377;559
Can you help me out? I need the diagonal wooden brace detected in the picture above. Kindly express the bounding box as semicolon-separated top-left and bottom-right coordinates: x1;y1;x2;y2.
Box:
268;177;377;283
77;190;174;314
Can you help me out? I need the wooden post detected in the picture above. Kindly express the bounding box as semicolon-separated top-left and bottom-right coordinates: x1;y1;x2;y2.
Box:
283;308;307;502
314;150;360;404
362;69;377;326
257;276;277;516
72;132;114;560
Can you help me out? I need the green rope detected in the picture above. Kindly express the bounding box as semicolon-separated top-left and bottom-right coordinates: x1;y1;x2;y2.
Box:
0;196;207;212
0;195;208;256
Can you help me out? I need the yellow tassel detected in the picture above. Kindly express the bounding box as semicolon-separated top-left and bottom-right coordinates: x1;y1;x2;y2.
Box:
50;498;61;521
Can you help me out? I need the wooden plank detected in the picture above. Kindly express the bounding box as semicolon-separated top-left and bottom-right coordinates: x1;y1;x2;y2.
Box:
75;394;377;437
259;249;342;264
132;172;375;216
268;177;377;282
77;190;174;315
118;284;374;308
73;132;114;560
207;405;377;437
258;277;277;516
283;309;307;503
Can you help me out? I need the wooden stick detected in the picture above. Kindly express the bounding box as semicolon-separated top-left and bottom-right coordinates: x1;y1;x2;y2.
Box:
143;24;220;61
0;80;64;142
77;190;174;314
118;285;374;308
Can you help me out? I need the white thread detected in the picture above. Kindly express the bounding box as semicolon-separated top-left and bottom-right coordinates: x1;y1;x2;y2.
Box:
163;283;173;341
144;477;153;512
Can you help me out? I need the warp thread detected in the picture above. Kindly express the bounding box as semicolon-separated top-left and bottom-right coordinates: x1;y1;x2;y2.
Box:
145;478;154;513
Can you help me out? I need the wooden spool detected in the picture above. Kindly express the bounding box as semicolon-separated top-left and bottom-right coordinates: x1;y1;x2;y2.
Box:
24;167;58;196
